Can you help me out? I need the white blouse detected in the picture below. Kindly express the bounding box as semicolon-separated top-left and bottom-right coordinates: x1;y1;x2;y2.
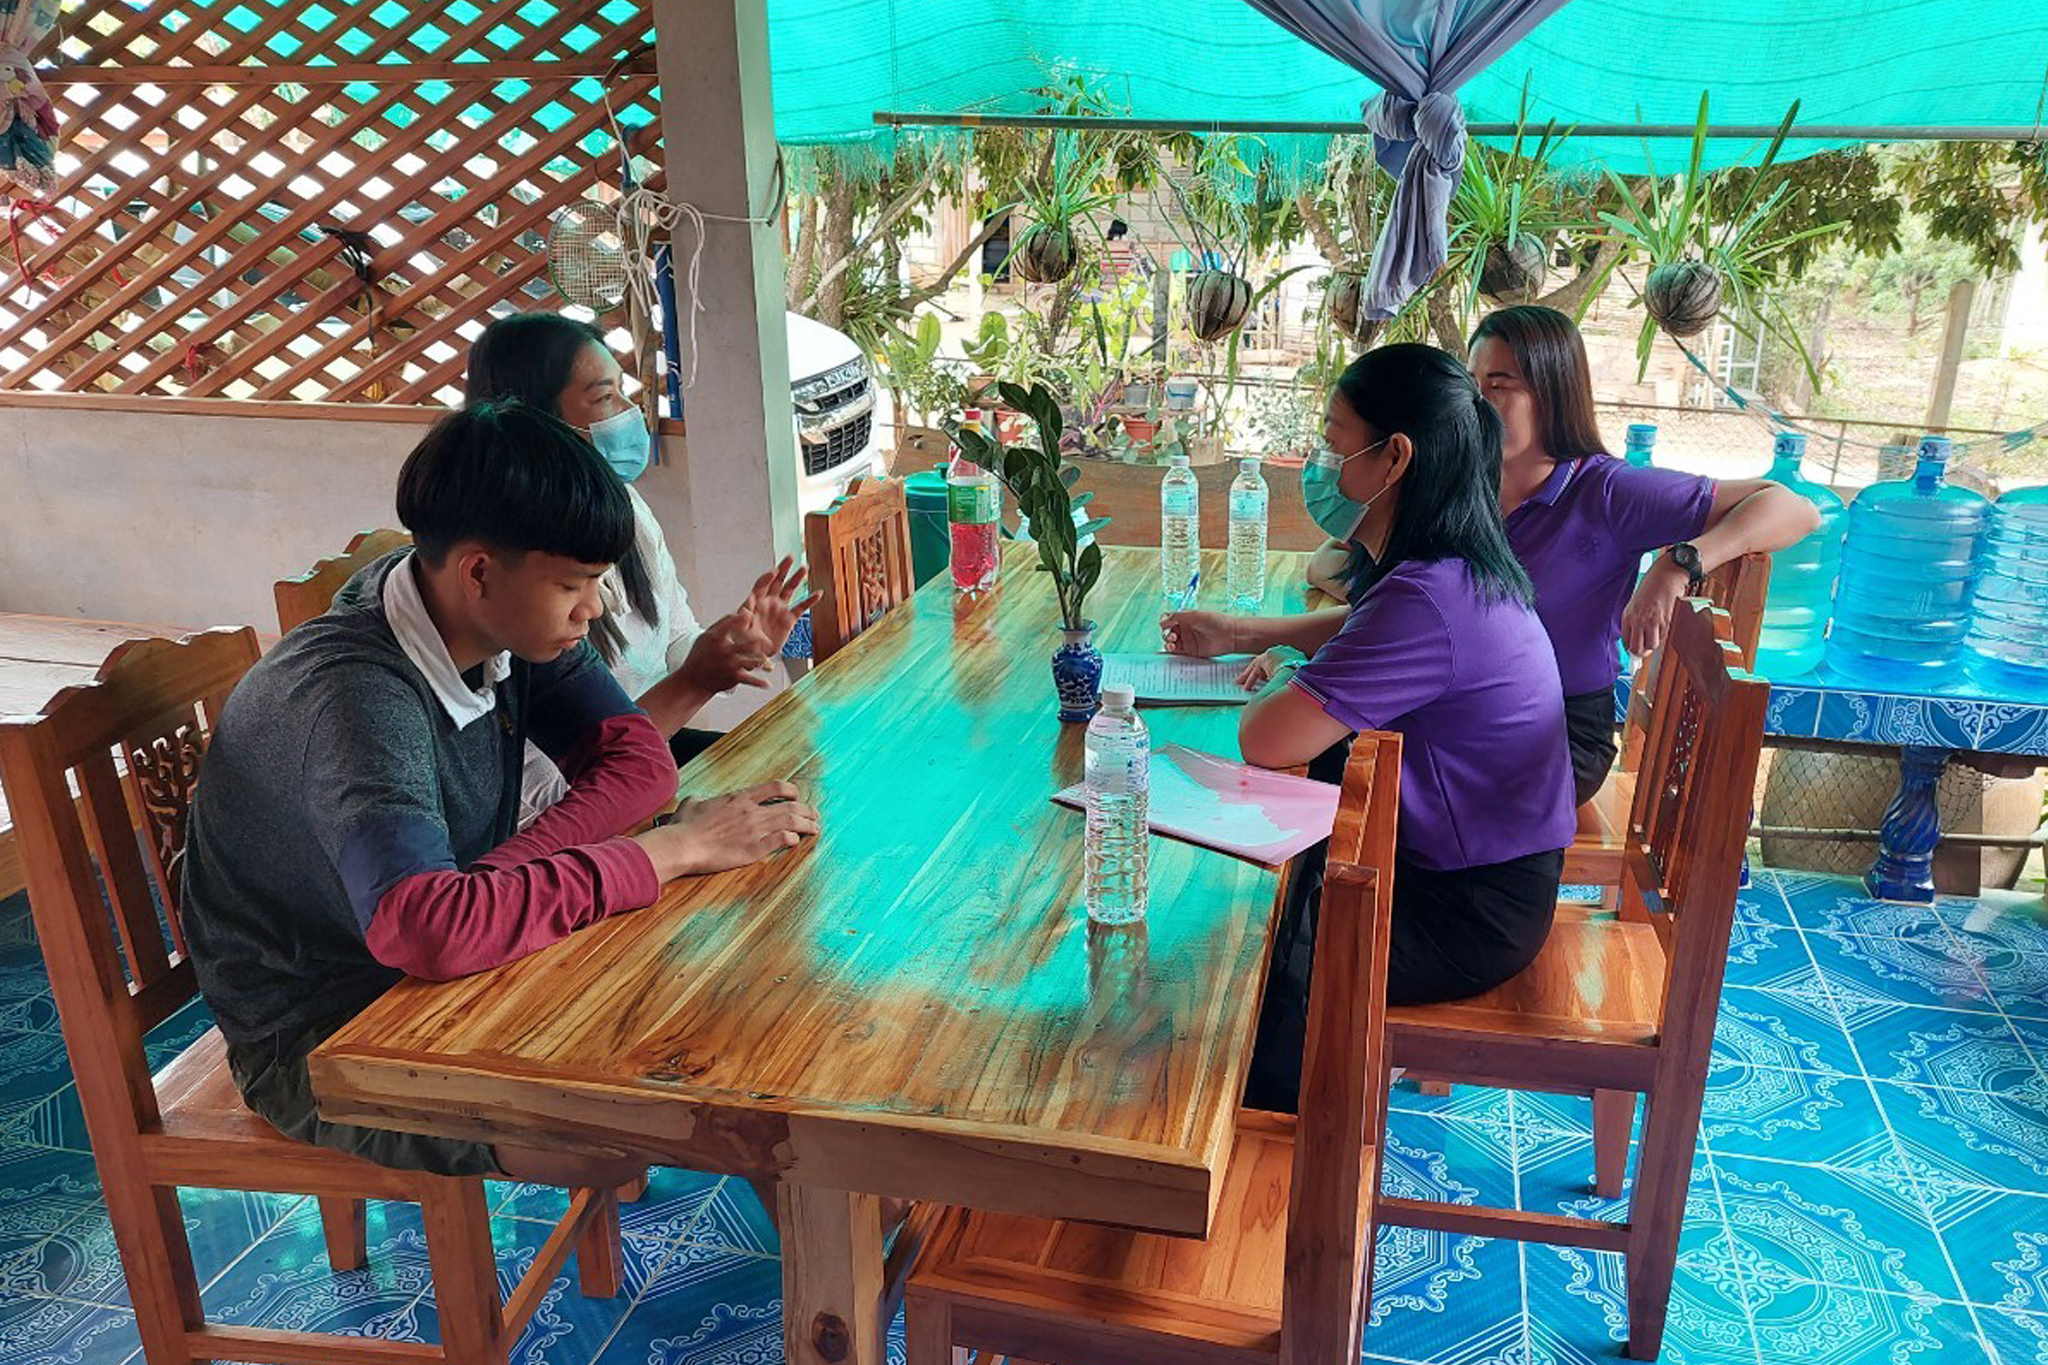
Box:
519;486;701;822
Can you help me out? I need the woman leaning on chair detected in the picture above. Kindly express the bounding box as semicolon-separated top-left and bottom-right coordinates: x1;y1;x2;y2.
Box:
1202;344;1579;1112
1306;306;1818;805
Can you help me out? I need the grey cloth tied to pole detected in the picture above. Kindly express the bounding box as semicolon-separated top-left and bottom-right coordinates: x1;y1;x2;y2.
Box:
1360;87;1468;318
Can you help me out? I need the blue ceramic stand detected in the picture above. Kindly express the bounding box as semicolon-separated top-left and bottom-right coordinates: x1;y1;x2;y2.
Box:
1865;744;1947;903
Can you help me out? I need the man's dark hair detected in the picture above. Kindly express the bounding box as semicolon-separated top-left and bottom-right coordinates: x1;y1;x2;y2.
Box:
397;399;634;570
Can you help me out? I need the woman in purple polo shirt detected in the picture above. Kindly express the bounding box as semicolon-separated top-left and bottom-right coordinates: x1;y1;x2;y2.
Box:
1305;307;1817;804
1202;344;1577;1111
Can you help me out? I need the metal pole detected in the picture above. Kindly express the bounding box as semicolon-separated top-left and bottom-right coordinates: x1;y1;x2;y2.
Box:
872;110;2048;142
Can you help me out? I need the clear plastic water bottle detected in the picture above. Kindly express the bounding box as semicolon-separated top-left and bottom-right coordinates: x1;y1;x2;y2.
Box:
1160;453;1200;608
947;411;1000;593
1624;423;1657;468
1825;435;1991;686
1965;485;2048;690
1226;457;1268;613
1085;685;1149;925
1755;432;1847;680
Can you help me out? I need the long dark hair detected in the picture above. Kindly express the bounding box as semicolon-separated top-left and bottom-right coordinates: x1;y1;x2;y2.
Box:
465;312;659;666
1335;344;1533;607
1468;305;1610;460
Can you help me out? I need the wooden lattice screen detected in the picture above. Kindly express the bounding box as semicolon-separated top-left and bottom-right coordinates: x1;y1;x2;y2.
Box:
1;0;657;405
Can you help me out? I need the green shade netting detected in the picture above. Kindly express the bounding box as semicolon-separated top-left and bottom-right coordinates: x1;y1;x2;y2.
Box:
764;0;2048;173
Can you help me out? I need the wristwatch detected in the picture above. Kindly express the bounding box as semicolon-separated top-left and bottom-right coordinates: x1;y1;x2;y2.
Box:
1665;542;1705;593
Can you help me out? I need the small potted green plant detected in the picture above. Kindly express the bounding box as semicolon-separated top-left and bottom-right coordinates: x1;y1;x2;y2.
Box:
955;380;1112;722
876;313;967;466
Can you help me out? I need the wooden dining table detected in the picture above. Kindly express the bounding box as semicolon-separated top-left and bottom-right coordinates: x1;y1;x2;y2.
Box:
310;543;1322;1365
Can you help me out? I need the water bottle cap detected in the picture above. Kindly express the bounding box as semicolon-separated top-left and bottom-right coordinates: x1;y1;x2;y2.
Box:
1239;457;1260;473
1168;454;1190;467
1101;684;1136;710
1626;423;1657;446
1774;432;1807;457
1917;435;1952;462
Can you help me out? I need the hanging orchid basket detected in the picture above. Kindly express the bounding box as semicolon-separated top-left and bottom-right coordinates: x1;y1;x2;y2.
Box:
1187;269;1253;342
1644;260;1724;338
1013;223;1079;284
1327;271;1370;343
1478;234;1548;303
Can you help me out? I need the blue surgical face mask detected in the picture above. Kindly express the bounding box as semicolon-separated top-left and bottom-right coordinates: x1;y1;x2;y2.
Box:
586;407;651;482
1301;435;1395;544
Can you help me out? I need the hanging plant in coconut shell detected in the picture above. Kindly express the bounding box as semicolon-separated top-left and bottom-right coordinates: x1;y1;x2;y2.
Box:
1187;269;1254;342
1326;270;1373;343
1005;134;1120;289
1445;108;1577;311
1161;135;1306;345
1599;94;1840;384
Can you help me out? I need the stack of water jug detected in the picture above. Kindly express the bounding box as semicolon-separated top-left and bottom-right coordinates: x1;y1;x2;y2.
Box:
1650;427;2046;694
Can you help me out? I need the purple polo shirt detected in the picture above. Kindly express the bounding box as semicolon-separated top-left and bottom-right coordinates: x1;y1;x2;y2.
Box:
1505;455;1715;696
1291;557;1576;872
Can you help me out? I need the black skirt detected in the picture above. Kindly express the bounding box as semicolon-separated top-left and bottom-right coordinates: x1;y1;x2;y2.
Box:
1242;743;1565;1114
1563;687;1620;807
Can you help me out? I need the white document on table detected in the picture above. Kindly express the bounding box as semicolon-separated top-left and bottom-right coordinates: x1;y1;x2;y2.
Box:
1100;652;1254;705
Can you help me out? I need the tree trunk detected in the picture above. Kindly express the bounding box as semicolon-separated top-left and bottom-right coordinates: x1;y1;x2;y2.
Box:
786;192;821;310
1424;285;1465;354
812;177;858;328
1533;237;1626;322
1295;191;1345;267
1905;284;1924;336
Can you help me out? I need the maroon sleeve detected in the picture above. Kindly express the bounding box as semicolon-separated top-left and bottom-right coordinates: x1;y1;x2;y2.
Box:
363;837;659;981
359;713;674;982
485;712;676;866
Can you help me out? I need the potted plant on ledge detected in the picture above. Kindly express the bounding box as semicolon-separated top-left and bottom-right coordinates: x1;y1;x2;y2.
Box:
955;380;1112;722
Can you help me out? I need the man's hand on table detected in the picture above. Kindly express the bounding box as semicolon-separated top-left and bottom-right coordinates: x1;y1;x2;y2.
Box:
633;781;820;878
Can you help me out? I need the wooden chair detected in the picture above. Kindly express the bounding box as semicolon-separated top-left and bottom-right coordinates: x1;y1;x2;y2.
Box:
903;732;1402;1365
802;476;915;665
274;528;412;633
0;629;625;1365
1568;553;1769;885
1383;601;1769;1361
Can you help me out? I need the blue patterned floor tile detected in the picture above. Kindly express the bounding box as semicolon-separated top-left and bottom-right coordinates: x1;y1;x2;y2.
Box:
592;1243;784;1365
7;1185;300;1311
1513;1090;1598;1138
1525;1245;1761;1365
1873;1079;2048;1195
1702;1064;1897;1171
1985;1307;2048;1365
1804;930;2001;1013
1382;1114;1519;1215
1934;890;2048;944
1720;917;1825;994
1854;1006;2041;1092
0;1295;140;1365
1516;1133;1724;1230
1746;1283;1987;1365
1929;1189;2048;1313
0;1147;103;1290
1388;1080;1519;1127
1794;891;1953;942
143;999;214;1074
502;1165;726;1269
1713;1156;1961;1304
199;1212;441;1346
1715;985;1859;1075
671;1177;777;1258
1358;1232;1524;1365
0;993;63;1034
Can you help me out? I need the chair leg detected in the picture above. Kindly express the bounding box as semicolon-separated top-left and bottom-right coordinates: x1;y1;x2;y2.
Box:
903;1292;954;1365
1593;1090;1634;1199
1416;1080;1452;1097
1625;1088;1706;1361
419;1177;508;1365
617;1170;650;1203
318;1196;368;1272
107;1183;206;1365
577;1186;624;1299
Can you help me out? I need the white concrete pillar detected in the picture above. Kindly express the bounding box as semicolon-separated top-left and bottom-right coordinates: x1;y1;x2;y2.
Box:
646;0;799;725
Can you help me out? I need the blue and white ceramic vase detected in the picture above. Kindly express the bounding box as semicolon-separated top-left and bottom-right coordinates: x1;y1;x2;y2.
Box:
1052;620;1103;723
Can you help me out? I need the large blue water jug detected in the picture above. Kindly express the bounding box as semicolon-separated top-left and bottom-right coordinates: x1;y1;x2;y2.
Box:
1754;433;1846;679
1824;436;1990;686
1964;484;2048;693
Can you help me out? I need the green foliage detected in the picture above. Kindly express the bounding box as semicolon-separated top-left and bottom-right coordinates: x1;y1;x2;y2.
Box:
875;313;967;430
956;382;1108;629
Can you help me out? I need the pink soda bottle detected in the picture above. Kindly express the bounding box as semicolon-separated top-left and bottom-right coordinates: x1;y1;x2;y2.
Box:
948;408;1000;592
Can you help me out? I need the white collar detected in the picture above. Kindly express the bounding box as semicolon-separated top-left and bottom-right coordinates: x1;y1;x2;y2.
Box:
381;552;511;729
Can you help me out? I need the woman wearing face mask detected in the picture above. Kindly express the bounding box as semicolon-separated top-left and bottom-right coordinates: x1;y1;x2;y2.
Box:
465;314;810;796
1188;345;1575;1112
1304;307;1818;804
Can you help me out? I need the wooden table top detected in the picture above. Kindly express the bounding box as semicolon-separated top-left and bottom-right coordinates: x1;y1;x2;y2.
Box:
313;545;1320;1238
